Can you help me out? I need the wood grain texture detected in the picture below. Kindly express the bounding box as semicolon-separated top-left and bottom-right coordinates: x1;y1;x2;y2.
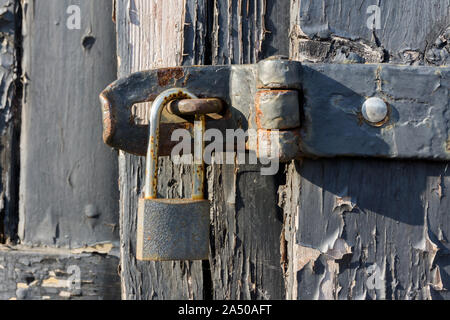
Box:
117;0;290;300
0;0;19;243
116;0;204;300
20;0;119;248
282;159;450;299
207;0;288;300
283;0;450;300
0;245;120;300
1;0;123;300
290;0;450;65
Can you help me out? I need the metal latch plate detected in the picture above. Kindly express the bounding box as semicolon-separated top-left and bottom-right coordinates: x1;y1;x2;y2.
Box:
100;61;450;161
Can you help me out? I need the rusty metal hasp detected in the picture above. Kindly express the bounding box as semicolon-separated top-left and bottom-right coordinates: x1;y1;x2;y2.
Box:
100;56;303;162
100;57;450;161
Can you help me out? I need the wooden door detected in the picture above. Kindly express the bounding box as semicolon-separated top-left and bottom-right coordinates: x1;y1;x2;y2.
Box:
116;0;449;300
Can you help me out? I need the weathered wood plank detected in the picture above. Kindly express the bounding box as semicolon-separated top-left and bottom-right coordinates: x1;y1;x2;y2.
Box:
0;0;19;243
117;0;290;300
207;0;289;300
290;0;450;65
288;159;447;299
284;0;450;300
0;245;120;300
1;0;124;301
20;0;119;248
116;0;205;300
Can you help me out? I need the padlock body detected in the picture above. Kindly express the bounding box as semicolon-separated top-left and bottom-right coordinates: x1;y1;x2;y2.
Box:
136;198;210;261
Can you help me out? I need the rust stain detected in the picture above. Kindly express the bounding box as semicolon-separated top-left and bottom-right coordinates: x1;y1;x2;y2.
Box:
182;72;190;87
99;92;116;146
261;89;293;94
157;68;185;87
257;129;302;161
254;95;264;129
255;90;292;129
162;91;191;103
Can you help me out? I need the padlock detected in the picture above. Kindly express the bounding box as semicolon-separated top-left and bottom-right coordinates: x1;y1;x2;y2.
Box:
136;88;210;261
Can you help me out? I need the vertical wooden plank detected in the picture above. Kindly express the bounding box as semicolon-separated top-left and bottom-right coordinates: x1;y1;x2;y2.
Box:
117;0;291;300
0;0;18;243
285;0;450;300
116;0;205;300
20;0;119;248
207;0;289;300
5;0;122;300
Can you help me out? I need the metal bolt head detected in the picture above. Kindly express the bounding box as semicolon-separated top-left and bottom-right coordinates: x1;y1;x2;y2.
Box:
362;97;388;124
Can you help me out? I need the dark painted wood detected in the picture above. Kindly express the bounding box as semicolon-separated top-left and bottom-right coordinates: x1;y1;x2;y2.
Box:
294;159;447;299
283;0;450;300
0;0;122;301
20;0;119;247
291;0;450;65
117;0;289;300
207;1;288;299
0;0;19;244
116;0;205;300
0;246;120;300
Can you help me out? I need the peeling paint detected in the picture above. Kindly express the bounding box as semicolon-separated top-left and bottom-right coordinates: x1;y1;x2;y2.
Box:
41;277;68;288
294;245;321;272
70;242;115;255
16;282;28;289
0;247;120;299
333;196;357;214
326;239;352;260
59;291;72;298
319;260;340;300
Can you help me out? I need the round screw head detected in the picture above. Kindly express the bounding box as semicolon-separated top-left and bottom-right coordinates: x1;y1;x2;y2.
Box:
362;97;388;124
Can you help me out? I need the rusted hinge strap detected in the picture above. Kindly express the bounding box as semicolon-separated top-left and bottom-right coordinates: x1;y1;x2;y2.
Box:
100;59;450;161
100;57;303;161
254;57;302;162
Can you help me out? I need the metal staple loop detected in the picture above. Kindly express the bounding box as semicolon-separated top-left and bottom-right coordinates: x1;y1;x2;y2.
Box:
167;98;224;117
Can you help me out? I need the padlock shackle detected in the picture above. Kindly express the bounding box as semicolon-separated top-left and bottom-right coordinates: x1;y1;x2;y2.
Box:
145;88;204;199
192;114;205;200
